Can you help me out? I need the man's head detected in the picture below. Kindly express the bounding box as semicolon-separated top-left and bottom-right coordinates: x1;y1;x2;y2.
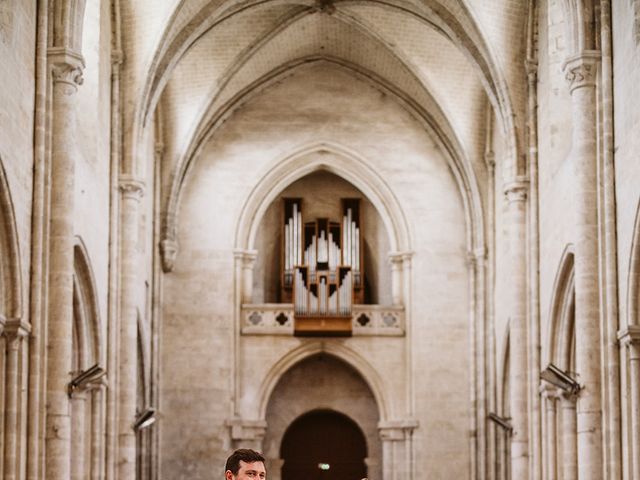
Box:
224;449;266;480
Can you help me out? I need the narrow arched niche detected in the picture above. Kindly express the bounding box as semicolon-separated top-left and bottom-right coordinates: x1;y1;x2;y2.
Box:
252;170;391;305
263;353;381;480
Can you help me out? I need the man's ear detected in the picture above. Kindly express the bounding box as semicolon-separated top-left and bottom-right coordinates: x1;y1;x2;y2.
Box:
225;470;234;480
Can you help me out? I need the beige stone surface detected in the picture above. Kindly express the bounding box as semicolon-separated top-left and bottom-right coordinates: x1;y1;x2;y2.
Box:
1;2;640;480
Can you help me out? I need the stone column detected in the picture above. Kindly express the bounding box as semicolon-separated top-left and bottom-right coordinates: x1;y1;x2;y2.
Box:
618;326;640;480
45;48;85;480
563;51;603;480
90;383;106;480
379;420;417;480
3;324;29;480
70;390;87;480
504;179;529;480
560;392;578;480
240;250;258;304
470;248;488;480
117;176;145;480
232;249;258;304
388;253;403;305
541;386;558;480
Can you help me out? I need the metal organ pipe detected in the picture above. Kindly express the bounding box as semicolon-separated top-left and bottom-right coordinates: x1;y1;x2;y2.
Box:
292;203;297;268
284;224;290;271
351;220;356;271
296;209;302;265
290;202;358;320
354;228;360;271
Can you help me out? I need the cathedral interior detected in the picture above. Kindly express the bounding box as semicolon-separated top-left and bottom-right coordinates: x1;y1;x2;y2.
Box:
1;0;640;479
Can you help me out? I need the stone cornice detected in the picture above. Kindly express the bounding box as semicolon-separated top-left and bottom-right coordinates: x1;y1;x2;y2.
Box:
563;51;601;93
48;47;85;92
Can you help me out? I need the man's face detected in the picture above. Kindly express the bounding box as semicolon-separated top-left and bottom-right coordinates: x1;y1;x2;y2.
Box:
225;460;266;480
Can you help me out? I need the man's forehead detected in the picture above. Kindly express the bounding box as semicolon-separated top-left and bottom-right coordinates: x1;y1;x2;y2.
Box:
239;460;266;471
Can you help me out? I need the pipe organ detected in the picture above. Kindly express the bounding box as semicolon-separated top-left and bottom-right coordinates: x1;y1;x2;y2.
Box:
281;198;364;335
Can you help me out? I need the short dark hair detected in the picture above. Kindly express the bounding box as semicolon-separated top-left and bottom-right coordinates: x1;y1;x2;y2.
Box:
224;449;265;475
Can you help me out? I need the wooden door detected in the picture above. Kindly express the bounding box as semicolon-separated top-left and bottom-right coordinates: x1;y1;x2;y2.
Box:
281;410;367;480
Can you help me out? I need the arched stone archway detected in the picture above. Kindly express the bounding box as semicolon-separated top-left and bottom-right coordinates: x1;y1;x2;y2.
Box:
262;354;381;480
540;246;578;480
69;239;107;480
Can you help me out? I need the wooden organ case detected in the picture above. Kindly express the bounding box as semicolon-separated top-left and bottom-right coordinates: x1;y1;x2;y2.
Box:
281;198;364;336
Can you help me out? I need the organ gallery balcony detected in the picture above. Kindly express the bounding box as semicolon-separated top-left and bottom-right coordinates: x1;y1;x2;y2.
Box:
240;304;404;337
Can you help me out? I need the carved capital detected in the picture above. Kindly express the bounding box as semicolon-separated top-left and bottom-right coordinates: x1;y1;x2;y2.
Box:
400;251;414;263
504;179;528;203
160;238;178;273
539;383;561;402
618;325;640;359
233;249;258;266
48;47;85;92
525;59;538;80
484;152;496;170
226;418;267;441
378;419;418;441
2;318;30;344
119;176;145;200
85;374;108;391
154;142;165;157
467;247;487;267
563;51;601;93
111;49;124;67
388;252;404;267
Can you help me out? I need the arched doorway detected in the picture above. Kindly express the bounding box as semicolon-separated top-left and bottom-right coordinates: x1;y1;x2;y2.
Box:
281;409;367;480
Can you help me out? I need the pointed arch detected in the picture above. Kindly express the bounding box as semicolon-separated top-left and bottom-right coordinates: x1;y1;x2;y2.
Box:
135;0;519;177
0;157;23;321
256;341;391;423
137;309;151;407
628;198;640;327
235;141;411;255
51;0;87;51
498;325;510;416
73;238;104;368
545;245;576;370
161;56;485;267
557;0;598;53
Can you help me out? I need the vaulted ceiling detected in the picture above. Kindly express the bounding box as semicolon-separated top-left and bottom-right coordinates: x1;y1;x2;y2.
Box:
125;0;530;241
